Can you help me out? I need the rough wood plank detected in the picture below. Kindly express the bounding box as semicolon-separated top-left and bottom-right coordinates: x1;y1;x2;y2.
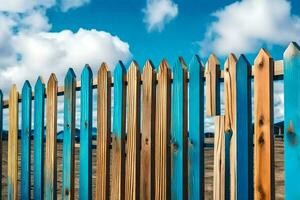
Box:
284;42;300;199
188;55;205;200
213;116;225;200
171;58;188;200
111;61;126;200
224;53;237;200
140;60;156;200
236;55;253;200
254;49;275;200
205;54;220;116
224;132;232;200
21;81;32;200
34;77;45;200
125;61;141;200
45;74;58;200
155;60;171;200
0;90;2;198
7;85;19;200
96;63;111;200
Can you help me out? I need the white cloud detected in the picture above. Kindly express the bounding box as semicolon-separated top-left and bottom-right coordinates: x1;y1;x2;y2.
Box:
143;0;178;32
60;0;90;12
199;0;300;56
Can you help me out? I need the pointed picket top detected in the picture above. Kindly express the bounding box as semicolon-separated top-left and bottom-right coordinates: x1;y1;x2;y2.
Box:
98;62;109;74
224;53;237;69
207;53;220;66
114;61;126;76
81;64;93;79
158;59;170;74
142;59;155;73
178;56;187;69
22;80;32;93
284;42;300;58
48;73;58;85
128;60;140;73
237;54;251;67
35;77;45;89
189;55;202;70
65;68;76;82
10;84;18;96
254;48;272;66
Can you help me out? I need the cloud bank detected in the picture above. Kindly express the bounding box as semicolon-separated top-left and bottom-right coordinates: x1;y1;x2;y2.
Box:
199;0;300;56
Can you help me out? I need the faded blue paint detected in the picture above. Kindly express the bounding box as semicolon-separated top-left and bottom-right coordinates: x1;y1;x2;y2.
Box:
284;42;300;200
188;55;204;200
79;65;93;200
171;59;187;199
236;55;253;200
225;131;232;200
21;80;32;200
0;90;2;198
62;68;76;200
34;77;45;200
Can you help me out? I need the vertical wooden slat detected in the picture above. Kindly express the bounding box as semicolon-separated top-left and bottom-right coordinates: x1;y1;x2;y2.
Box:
254;49;274;200
111;61;126;200
284;42;300;199
224;53;237;200
45;74;58;200
205;54;220;116
236;55;253;200
0;90;2;198
7;84;19;200
125;61;141;200
155;60;171;200
224;132;231;200
80;65;93;199
188;55;205;200
171;58;188;200
213;116;225;200
21;81;32;200
62;69;76;200
140;60;156;200
96;63;111;200
34;77;45;200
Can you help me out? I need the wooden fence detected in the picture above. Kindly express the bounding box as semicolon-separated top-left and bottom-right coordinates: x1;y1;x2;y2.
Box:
0;42;299;200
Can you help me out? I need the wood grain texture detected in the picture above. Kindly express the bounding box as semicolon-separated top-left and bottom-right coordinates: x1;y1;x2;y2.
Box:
254;49;275;200
283;42;300;200
171;58;188;200
21;81;32;200
0;90;2;198
7;85;19;200
140;60;156;200
111;61;126;200
188;55;205;200
45;74;58;200
213;116;225;200
34;77;45;200
205;54;220;116
80;65;93;200
125;61;141;200
236;55;253;200
96;63;111;200
224;54;237;200
155;60;171;200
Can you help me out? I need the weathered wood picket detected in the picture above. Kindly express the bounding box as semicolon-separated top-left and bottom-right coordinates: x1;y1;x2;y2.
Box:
0;42;297;200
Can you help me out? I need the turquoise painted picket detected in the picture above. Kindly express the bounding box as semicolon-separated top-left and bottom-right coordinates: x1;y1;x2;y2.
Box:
34;77;45;200
21;81;32;200
284;42;300;200
79;65;93;199
0;90;2;198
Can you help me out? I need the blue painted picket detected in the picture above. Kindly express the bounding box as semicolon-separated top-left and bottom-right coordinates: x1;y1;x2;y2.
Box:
21;81;32;200
34;77;45;200
284;42;300;200
79;65;93;199
236;55;253;200
188;55;204;200
62;68;76;199
171;59;188;199
0;90;2;198
225;132;232;200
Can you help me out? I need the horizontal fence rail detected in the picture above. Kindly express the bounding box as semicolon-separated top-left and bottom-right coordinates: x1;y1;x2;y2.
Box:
0;42;297;200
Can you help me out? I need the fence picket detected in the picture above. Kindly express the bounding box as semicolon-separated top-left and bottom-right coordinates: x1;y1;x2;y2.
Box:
34;77;45;200
213;116;225;200
140;60;156;200
188;55;205;200
155;60;171;200
205;54;220;116
171;58;188;200
111;61;126;200
7;85;19;200
0;90;2;198
224;54;237;200
80;65;93;199
125;61;141;200
254;49;275;200
45;74;58;200
21;81;32;200
284;42;300;199
96;63;111;200
236;55;253;200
